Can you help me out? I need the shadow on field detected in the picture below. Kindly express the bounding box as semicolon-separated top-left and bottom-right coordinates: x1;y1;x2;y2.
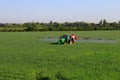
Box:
36;72;51;80
50;43;58;45
48;42;61;45
35;72;69;80
55;72;68;80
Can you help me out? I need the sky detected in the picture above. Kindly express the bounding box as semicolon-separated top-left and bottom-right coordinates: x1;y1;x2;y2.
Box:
0;0;120;23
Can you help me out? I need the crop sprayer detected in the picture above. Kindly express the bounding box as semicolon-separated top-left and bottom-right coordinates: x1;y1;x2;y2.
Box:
57;34;77;45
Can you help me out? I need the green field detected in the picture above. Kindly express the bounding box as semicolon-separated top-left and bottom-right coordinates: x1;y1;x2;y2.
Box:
0;31;120;80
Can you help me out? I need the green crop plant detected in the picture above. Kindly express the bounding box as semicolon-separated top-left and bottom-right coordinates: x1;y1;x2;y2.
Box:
0;31;120;80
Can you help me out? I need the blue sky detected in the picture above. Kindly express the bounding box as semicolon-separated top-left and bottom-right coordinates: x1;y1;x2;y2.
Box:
0;0;120;23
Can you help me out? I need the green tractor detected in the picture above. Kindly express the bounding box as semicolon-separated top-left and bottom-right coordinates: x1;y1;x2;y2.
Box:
57;34;77;45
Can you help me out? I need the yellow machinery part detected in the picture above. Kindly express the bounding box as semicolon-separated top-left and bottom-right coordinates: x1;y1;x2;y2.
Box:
64;42;67;45
70;41;73;45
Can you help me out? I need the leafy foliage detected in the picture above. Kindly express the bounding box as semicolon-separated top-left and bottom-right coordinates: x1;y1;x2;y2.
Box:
0;20;120;31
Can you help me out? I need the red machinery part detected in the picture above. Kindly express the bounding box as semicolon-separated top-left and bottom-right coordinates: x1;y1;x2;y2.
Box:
70;34;77;42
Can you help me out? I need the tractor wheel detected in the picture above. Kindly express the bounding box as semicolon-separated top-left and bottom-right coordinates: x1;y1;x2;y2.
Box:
64;42;67;45
70;41;73;45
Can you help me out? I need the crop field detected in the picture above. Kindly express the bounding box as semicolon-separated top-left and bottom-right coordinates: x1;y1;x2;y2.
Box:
0;31;120;80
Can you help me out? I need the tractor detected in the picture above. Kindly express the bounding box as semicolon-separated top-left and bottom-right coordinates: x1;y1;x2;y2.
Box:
57;34;77;45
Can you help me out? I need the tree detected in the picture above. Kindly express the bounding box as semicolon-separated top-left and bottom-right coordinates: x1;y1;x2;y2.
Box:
103;19;110;28
99;20;103;27
118;21;120;25
110;22;119;30
103;19;107;27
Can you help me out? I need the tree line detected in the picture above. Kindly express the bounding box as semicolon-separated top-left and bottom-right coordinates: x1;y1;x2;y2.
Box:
0;19;120;32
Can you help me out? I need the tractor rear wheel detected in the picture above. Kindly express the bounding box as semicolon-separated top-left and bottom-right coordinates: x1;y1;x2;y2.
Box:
70;41;73;45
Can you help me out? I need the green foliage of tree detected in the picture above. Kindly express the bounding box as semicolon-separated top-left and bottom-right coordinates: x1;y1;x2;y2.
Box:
0;19;120;31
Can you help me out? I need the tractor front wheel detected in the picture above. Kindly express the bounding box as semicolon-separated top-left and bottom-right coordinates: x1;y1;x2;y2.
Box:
64;42;67;45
